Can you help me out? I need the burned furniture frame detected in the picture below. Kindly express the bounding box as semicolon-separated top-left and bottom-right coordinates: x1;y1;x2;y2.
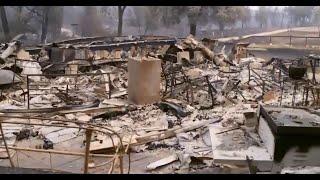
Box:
307;54;320;84
268;56;318;83
161;61;216;107
161;62;188;97
217;66;248;103
249;65;281;99
265;57;290;83
222;78;247;103
276;76;320;107
285;79;320;107
25;72;113;109
267;56;320;107
301;83;320;107
0;115;129;174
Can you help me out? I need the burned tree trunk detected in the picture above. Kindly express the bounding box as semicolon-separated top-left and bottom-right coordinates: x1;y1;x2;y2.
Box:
0;6;10;41
16;6;22;22
189;23;197;36
117;6;126;36
49;6;64;41
218;22;225;32
183;35;226;66
280;13;284;28
41;6;50;43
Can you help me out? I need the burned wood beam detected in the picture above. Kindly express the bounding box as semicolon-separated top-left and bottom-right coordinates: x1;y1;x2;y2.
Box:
53;36;115;45
182;36;226;66
0;99;100;114
92;107;134;120
134;118;222;145
49;35;175;46
86;39;176;51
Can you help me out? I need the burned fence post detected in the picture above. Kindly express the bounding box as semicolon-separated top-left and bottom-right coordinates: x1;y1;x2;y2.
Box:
108;73;111;99
205;75;215;108
289;35;292;46
292;81;298;107
316;88;320;106
305;86;309;106
302;86;305;104
0;121;15;167
278;67;282;82
271;65;275;81
170;62;175;97
27;75;30;110
269;36;272;44
247;64;251;83
279;79;284;106
66;85;69;96
313;59;317;84
74;73;78;91
262;80;265;96
305;37;308;48
84;128;93;174
11;58;16;85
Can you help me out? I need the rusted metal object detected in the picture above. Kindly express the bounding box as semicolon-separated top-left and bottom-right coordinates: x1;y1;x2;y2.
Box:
84;128;93;174
288;65;307;80
0;115;125;174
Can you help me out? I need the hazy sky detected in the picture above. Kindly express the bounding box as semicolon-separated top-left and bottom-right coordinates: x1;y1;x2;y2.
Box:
249;6;287;10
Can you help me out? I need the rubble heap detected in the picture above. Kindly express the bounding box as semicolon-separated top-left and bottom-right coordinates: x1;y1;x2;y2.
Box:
0;34;320;174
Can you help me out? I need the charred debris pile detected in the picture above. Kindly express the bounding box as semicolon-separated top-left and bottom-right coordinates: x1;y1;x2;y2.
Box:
0;33;320;174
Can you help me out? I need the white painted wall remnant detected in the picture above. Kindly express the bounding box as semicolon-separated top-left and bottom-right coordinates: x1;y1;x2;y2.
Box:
0;69;22;85
19;61;43;82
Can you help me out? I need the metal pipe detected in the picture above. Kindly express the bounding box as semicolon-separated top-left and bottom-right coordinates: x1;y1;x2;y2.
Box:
12;58;16;85
26;72;113;77
108;73;111;99
0;146;116;158
27;75;30;109
84;128;93;174
0;116;121;148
